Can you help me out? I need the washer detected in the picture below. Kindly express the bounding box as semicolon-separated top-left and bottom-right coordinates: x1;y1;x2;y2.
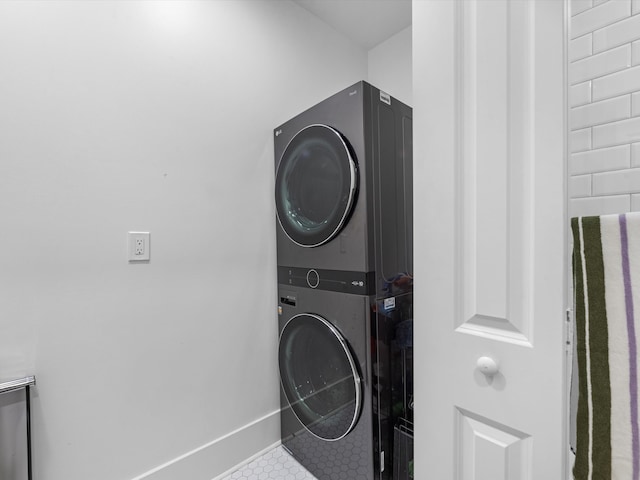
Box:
275;82;414;479
274;81;413;299
278;284;413;480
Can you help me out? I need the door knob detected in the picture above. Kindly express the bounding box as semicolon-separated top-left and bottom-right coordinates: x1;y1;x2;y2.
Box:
476;356;499;376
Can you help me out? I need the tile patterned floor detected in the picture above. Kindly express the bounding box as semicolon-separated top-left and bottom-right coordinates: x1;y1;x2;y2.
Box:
219;445;318;480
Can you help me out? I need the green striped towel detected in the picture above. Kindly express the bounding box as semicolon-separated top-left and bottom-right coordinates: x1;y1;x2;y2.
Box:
572;214;640;480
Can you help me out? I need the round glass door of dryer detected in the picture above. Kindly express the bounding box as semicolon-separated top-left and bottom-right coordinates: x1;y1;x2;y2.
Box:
275;124;358;247
278;313;362;441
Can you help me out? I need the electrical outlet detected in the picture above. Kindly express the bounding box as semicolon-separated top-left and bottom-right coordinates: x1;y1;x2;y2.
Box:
128;232;150;262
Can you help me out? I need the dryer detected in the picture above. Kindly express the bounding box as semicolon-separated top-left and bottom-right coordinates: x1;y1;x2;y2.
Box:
277;283;413;480
274;81;412;299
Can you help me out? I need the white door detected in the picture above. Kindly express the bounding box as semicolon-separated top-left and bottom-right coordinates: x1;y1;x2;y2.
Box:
413;1;567;479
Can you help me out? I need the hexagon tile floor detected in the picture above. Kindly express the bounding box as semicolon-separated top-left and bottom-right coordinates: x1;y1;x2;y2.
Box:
219;445;318;480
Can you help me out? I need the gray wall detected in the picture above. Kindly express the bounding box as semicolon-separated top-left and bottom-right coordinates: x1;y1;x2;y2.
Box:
368;26;413;106
0;1;368;479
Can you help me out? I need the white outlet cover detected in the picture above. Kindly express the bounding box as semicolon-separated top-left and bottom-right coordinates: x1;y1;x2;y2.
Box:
128;232;150;262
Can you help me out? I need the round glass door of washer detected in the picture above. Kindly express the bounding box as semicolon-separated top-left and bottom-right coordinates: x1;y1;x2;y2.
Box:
278;313;362;441
275;124;358;247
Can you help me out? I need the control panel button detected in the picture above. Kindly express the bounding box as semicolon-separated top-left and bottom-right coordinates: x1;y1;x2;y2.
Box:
306;269;320;289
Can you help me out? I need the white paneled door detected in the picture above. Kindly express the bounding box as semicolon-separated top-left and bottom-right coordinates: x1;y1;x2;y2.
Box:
413;1;567;479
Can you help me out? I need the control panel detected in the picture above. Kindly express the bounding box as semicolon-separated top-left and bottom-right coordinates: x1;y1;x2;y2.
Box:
277;266;375;295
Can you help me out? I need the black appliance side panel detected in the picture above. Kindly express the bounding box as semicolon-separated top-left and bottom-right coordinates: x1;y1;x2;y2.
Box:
373;291;414;479
368;86;413;299
403;115;414;276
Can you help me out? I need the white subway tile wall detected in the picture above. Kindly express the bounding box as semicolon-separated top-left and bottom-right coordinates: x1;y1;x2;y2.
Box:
593;116;640;148
593;13;640;52
633;142;640;166
570;0;640;216
572;0;630;39
570;44;630;85
570;144;630;175
571;34;593;62
570;174;593;197
571;128;592;153
571;195;631;217
571;81;592;107
571;95;630;130
633;91;640;115
593;64;640;100
573;0;593;17
593;167;640;195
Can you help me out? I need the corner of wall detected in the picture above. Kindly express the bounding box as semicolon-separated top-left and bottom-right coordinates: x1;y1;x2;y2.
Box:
367;25;413;106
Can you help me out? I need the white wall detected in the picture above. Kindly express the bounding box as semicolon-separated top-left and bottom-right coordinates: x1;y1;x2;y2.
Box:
570;0;640;216
0;1;367;479
368;26;413;106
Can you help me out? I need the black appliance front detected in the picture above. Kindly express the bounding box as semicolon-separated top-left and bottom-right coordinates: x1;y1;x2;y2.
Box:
274;81;413;299
278;285;413;480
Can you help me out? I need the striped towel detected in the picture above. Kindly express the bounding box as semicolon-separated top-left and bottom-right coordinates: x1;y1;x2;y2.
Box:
572;213;640;480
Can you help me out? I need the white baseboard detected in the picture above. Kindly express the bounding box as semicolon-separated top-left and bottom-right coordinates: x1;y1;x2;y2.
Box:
131;409;281;480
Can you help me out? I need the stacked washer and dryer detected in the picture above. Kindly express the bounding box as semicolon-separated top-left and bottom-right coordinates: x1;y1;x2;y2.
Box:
274;81;413;480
